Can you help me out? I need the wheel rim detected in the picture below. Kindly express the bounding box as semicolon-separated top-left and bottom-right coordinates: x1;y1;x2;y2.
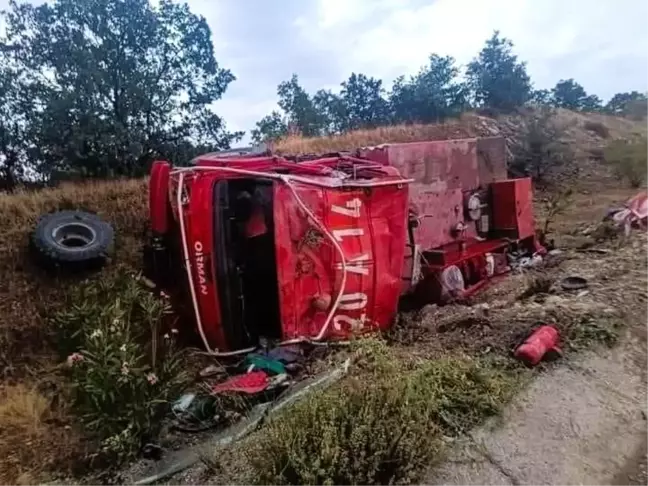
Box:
52;222;97;249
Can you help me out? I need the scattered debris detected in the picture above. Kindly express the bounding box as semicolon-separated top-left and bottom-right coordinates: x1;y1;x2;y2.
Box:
211;371;270;395
141;443;163;461
172;394;224;433
132;358;351;485
561;276;589;291
604;191;648;235
244;354;287;375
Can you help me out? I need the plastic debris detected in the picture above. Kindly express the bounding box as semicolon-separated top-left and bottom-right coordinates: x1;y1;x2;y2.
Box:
605;191;648;235
519;254;543;269
133;358;351;485
172;393;196;413
211;370;269;395
245;354;286;375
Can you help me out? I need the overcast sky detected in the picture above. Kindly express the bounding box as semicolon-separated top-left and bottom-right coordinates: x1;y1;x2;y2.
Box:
2;0;647;142
189;0;647;142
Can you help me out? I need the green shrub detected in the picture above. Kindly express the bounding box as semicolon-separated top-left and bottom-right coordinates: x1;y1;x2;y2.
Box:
248;340;521;485
604;138;647;188
53;273;189;462
510;106;573;184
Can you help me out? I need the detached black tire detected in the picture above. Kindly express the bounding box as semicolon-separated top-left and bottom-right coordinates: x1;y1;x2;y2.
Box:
30;210;114;269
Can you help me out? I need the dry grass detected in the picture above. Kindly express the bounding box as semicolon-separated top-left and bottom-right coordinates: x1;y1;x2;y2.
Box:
0;384;48;483
0;385;49;447
272;108;646;156
0;178;147;375
0;178;147;483
0;384;83;484
272;113;491;154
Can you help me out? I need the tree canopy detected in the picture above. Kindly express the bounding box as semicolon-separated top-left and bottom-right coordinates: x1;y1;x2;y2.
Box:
0;7;644;187
551;79;601;111
466;31;532;113
252;31;539;142
0;0;240;185
391;55;467;124
605;91;648;118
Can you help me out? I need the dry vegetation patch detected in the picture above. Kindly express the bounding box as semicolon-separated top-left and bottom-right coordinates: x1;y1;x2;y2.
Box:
0;179;147;482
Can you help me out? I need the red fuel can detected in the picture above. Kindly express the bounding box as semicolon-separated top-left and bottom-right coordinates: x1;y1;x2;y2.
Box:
514;325;561;366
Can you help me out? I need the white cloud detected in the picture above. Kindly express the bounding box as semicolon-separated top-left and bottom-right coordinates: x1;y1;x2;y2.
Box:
299;0;647;94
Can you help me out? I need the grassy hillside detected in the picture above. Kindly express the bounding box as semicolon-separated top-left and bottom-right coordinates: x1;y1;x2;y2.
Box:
273;108;646;156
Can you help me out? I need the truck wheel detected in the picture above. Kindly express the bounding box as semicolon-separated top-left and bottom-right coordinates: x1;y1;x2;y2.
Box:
30;210;114;268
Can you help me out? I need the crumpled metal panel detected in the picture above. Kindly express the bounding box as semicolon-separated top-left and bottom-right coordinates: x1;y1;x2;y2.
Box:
273;182;409;341
359;138;507;250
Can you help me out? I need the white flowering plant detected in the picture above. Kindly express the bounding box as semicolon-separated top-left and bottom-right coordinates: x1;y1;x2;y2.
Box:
54;273;188;462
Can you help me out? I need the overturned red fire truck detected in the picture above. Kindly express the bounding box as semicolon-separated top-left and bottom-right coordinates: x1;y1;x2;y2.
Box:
145;137;542;354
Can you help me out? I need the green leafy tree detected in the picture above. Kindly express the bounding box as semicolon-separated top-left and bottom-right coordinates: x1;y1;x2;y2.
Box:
605;91;647;115
391;54;466;123
466;31;531;112
277;74;325;137
0;0;241;178
313;89;347;134
551;79;601;111
530;89;552;106
0;58;39;189
339;73;389;130
250;111;288;144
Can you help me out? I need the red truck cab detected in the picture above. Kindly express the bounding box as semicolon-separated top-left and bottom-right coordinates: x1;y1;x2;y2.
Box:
147;154;411;353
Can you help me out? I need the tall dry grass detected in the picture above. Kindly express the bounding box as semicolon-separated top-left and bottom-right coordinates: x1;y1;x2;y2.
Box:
272;108;646;156
0;384;84;484
272;114;491;154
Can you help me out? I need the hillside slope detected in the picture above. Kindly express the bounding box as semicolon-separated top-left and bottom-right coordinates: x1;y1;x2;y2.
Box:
273;108;645;163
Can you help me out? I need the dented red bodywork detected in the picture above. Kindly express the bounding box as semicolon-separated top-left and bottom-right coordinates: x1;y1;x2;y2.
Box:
146;137;540;353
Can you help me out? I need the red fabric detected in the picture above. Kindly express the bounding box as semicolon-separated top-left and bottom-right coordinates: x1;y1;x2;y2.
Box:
245;208;268;238
211;371;269;394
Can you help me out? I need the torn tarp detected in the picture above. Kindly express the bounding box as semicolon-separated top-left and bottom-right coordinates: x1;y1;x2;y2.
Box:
606;191;648;235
